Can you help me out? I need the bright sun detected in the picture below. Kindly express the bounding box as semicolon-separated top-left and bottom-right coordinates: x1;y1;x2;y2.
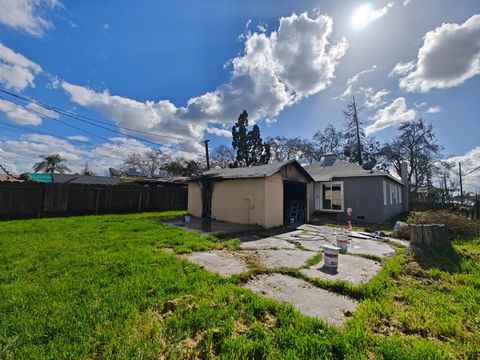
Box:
351;3;375;30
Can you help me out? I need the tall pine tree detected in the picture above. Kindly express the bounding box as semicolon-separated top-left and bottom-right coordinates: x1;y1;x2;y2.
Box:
231;110;270;167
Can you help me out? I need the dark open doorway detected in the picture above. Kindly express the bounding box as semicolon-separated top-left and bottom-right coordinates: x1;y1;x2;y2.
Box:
283;181;307;225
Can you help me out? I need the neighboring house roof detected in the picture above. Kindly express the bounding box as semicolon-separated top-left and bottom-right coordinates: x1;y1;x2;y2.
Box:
199;160;315;181
0;174;22;182
125;168;145;177
51;174;120;185
305;155;403;185
28;173;53;183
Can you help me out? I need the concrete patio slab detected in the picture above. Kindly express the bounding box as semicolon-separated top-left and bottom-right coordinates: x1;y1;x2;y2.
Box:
243;273;358;326
239;249;317;269
299;224;396;257
162;218;259;234
348;238;395;258
240;236;297;250
301;254;382;284
293;239;333;251
187;250;249;277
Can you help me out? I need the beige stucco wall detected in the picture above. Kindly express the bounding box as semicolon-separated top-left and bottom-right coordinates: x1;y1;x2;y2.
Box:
211;177;268;227
187;182;202;217
187;163;312;228
264;173;284;228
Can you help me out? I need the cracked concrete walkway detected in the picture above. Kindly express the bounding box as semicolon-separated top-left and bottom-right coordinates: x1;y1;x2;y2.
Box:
243;273;358;326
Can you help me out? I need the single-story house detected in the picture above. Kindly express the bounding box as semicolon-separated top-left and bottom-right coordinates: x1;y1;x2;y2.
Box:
304;153;408;224
188;160;314;228
188;154;408;228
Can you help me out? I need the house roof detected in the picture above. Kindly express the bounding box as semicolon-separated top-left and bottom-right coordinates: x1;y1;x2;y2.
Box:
199;160;314;181
28;173;53;183
51;174;119;185
304;156;403;184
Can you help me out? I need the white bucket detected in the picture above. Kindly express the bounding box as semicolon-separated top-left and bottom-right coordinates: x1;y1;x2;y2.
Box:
336;234;349;253
323;245;340;270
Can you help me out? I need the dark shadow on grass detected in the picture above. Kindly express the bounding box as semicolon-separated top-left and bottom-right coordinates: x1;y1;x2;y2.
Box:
412;244;462;273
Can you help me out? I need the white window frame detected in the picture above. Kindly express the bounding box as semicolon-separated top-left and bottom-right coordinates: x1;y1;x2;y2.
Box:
383;180;387;205
390;183;394;204
315;181;344;212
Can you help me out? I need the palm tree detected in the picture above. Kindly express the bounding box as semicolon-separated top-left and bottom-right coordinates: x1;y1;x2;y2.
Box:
33;154;71;173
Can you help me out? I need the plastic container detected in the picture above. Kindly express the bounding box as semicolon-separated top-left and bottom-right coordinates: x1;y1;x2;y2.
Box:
323;245;340;270
336;234;349;253
183;215;191;223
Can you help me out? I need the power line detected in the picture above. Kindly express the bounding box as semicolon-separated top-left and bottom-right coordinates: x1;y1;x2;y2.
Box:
463;164;480;177
0;93;179;151
0;87;185;148
0;120;140;160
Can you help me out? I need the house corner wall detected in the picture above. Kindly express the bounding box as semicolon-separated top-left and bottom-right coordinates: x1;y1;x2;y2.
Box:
187;182;202;217
264;173;284;228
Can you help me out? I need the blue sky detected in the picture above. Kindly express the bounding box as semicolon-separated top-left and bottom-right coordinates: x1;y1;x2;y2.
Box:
0;0;479;190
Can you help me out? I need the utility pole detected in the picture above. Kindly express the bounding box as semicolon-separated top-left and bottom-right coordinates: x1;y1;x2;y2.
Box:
352;96;363;166
459;162;464;205
204;140;210;170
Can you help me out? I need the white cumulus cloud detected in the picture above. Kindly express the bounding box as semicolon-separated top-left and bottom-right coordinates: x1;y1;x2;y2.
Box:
426;105;442;113
335;65;377;99
0;42;42;91
66;135;89;142
0;134;159;175
361;87;390;109
399;14;480;92
62;11;347;154
0;99;42;125
0;0;61;37
206;127;232;138
389;61;415;77
445;147;480;193
365;97;416;135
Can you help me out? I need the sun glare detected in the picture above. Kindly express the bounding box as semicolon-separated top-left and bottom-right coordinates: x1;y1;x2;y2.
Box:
351;3;375;30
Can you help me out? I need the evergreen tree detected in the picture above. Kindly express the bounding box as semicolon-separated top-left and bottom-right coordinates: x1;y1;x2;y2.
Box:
231;110;270;167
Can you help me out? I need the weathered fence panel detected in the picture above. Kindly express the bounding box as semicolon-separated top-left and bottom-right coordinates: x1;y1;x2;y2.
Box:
0;182;187;219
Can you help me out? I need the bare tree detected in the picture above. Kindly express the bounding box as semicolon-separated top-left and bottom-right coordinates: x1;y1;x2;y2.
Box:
313;124;344;155
266;136;320;164
210;145;235;169
124;150;171;176
163;156;207;176
380;119;442;197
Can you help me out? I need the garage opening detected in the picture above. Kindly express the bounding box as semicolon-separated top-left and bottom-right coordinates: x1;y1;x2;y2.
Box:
283;181;307;225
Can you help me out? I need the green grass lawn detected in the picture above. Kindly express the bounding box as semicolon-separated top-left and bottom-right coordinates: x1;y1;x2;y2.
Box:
0;212;479;359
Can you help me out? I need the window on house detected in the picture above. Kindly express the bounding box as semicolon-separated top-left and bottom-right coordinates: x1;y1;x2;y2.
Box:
321;183;343;211
399;185;402;203
390;183;394;204
383;180;387;205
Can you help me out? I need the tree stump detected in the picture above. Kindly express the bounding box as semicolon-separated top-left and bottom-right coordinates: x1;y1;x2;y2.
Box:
410;224;450;248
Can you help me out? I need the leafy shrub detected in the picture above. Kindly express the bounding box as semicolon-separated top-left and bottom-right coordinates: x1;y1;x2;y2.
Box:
407;210;480;239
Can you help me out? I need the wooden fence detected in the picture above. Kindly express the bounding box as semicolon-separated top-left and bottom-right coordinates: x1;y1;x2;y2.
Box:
0;182;187;219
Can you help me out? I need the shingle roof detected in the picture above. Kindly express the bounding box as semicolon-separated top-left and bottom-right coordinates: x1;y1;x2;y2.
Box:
52;174;119;185
304;157;403;184
200;160;314;181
